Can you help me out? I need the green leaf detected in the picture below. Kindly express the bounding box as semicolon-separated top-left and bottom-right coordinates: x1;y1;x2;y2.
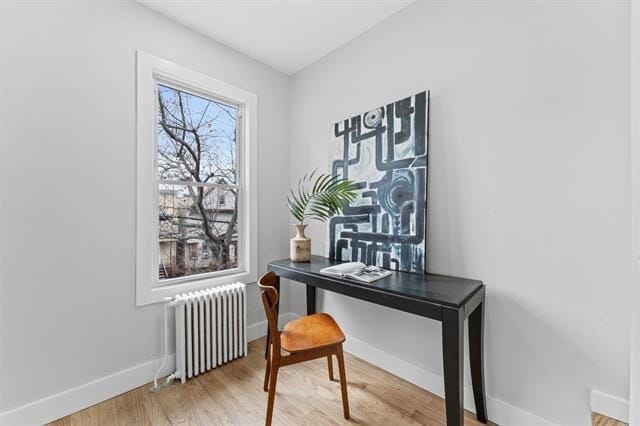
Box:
286;171;359;224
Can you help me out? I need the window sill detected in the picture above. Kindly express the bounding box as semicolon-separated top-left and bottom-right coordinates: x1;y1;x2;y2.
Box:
136;269;256;306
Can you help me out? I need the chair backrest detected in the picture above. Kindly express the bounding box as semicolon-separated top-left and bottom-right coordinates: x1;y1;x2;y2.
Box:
258;272;280;350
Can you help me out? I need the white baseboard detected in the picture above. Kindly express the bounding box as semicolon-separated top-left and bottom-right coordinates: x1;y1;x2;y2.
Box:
283;312;558;426
0;354;177;426
343;333;557;426
0;313;290;426
591;389;630;424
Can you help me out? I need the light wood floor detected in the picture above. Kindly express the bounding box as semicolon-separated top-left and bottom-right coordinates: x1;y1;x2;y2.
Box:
50;338;625;426
50;338;492;425
592;413;627;426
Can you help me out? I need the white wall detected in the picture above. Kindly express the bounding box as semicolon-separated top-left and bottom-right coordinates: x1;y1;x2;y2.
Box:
629;4;640;424
0;0;289;416
288;2;631;424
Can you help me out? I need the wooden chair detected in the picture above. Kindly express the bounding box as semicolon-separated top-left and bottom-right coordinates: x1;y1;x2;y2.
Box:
258;271;349;426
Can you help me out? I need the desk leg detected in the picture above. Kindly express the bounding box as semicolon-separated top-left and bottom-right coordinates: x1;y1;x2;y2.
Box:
264;275;280;359
306;285;316;315
469;299;487;423
442;307;464;426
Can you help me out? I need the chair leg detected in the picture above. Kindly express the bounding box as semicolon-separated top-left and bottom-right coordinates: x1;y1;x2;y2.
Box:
263;343;271;392
336;344;350;420
327;355;334;381
265;363;279;426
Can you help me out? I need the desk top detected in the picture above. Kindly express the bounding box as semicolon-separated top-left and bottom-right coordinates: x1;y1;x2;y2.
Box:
268;256;483;308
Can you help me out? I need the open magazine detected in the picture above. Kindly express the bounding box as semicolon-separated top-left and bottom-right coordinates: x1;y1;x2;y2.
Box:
319;262;392;283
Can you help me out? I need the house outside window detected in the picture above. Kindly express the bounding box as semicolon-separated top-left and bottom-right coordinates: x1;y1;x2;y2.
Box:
136;51;257;306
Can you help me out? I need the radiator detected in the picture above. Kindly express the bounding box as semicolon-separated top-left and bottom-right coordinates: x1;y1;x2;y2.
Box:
173;283;247;383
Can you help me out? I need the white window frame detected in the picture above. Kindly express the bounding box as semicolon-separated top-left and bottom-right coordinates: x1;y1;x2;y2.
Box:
136;51;258;306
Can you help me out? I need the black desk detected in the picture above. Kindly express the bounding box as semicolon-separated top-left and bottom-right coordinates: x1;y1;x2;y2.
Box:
266;256;487;426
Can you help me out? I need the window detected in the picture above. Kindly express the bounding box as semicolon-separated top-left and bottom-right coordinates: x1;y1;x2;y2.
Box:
136;51;257;306
188;243;199;260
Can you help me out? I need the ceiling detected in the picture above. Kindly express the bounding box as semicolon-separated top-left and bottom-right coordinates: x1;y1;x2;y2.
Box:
138;0;414;75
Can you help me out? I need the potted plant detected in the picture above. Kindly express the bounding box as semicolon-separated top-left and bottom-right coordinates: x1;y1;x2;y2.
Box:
287;171;358;262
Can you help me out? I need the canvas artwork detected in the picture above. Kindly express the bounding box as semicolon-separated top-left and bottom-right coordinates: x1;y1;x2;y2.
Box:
326;91;429;273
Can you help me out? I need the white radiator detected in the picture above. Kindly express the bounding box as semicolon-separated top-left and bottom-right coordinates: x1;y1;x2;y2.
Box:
173;283;247;383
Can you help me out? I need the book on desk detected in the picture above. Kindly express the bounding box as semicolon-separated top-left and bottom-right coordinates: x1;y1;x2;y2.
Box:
319;261;392;283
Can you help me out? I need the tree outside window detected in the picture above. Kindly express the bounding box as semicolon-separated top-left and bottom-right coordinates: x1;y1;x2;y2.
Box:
156;84;239;280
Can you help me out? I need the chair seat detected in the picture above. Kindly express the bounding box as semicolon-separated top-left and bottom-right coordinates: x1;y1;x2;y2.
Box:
280;313;346;353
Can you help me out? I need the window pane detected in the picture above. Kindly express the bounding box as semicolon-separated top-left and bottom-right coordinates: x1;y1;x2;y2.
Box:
159;184;239;280
157;84;238;185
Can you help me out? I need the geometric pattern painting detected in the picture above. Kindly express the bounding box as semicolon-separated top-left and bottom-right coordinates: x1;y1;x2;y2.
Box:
326;91;429;274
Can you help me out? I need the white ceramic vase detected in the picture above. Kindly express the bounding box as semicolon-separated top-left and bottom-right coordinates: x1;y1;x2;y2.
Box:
290;224;311;262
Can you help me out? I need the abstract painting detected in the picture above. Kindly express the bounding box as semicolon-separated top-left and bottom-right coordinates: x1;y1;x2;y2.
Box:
326;91;429;273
